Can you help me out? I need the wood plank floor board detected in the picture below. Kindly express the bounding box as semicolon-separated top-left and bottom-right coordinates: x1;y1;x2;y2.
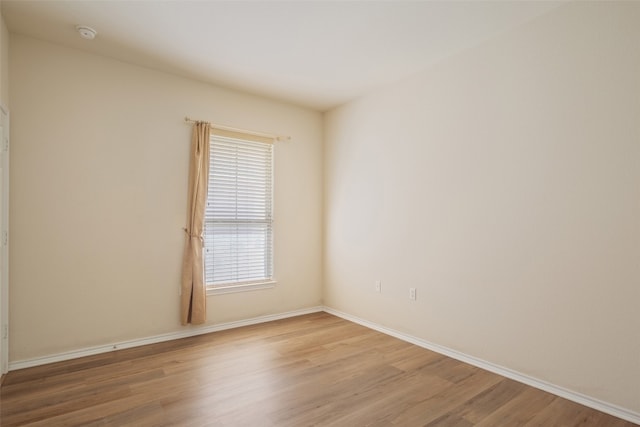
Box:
522;398;633;427
472;386;557;426
388;369;505;425
425;413;476;427
319;370;455;426
267;363;406;425
454;378;527;424
0;312;636;426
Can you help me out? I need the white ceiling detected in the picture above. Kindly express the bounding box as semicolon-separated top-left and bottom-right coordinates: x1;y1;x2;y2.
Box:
1;1;562;111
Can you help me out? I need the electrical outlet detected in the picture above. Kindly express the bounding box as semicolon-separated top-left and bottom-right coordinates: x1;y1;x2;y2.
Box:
409;287;417;300
375;280;382;293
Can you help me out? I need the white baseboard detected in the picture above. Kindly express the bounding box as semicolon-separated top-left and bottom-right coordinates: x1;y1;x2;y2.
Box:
323;306;640;426
9;306;323;371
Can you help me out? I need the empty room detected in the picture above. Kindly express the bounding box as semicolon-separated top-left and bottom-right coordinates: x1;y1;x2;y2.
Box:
0;0;638;425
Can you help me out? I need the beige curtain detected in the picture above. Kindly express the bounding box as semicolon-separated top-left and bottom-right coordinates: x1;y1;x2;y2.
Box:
181;122;210;325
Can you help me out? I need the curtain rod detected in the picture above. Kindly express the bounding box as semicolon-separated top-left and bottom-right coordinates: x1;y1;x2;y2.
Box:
184;117;291;142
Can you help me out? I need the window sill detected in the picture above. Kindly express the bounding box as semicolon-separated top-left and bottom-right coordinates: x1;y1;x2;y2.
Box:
207;281;276;296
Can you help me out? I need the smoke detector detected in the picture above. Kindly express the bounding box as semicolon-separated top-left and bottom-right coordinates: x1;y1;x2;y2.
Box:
76;25;97;40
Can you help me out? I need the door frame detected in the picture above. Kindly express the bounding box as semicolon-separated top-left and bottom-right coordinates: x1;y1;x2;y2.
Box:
0;102;9;376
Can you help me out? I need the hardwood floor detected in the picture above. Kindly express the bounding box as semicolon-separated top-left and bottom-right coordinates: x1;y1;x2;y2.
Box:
0;312;635;426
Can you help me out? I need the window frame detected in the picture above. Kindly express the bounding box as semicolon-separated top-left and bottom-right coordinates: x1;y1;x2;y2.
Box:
204;133;276;295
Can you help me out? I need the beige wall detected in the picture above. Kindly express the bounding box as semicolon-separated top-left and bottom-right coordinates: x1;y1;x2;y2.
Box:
324;1;640;414
9;35;323;361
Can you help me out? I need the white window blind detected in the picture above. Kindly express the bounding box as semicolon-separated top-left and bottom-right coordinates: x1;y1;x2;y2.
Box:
204;135;273;287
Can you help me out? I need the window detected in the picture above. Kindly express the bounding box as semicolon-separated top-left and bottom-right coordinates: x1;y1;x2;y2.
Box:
204;134;274;291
